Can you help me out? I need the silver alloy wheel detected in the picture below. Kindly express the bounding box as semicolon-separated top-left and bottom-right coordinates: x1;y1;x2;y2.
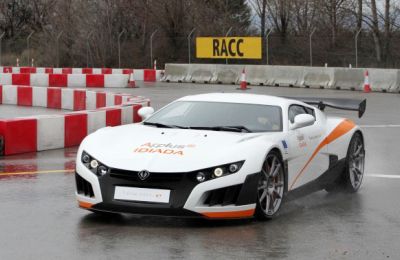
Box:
349;137;365;190
258;154;284;216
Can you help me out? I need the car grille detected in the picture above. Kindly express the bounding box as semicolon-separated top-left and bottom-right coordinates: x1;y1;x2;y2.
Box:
203;184;242;206
75;173;95;198
109;168;184;182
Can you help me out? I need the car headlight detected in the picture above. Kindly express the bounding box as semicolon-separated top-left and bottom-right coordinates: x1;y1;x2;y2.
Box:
81;151;109;177
193;161;245;183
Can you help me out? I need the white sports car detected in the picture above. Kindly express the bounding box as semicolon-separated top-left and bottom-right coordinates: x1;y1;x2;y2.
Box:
75;93;366;219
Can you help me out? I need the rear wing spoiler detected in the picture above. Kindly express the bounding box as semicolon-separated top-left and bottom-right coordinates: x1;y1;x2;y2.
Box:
286;97;367;118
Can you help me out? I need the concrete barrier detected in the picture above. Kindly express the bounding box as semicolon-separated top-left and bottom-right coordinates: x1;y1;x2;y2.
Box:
2;85;17;104
163;64;188;82
332;68;364;90
244;65;270;86
367;68;400;93
214;65;244;84
37;115;65;151
104;74;129;88
269;66;304;87
302;67;335;89
0;85;150;155
0;73;12;85
64;113;88;147
0;118;37;155
185;64;216;83
87;110;106;134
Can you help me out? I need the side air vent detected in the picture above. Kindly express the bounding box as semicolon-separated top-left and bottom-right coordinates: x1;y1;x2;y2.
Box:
203;185;242;206
75;173;95;198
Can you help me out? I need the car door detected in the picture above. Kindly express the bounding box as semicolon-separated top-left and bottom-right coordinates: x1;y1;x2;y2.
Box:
286;104;329;190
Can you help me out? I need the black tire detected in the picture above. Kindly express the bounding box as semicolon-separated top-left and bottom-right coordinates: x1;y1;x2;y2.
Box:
343;132;365;192
325;132;365;193
255;150;285;220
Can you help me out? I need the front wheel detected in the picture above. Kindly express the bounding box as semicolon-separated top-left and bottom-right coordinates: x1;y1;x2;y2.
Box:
255;151;285;220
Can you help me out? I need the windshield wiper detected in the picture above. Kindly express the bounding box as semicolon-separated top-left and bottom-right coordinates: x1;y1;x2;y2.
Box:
142;122;190;129
190;126;252;133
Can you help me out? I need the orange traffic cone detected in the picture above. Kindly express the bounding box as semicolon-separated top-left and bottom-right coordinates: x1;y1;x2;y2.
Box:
237;68;250;90
363;70;371;93
128;73;137;88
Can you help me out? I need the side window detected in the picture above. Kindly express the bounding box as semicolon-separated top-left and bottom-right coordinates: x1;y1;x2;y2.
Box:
288;105;308;123
304;107;315;117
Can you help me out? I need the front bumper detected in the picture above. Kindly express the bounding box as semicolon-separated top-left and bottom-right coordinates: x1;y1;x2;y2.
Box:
75;162;259;219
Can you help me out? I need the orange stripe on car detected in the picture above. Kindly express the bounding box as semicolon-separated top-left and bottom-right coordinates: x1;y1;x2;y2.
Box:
78;200;93;209
202;209;255;219
289;119;356;190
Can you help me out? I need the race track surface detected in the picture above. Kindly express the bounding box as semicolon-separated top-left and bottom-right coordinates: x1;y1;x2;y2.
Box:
1;82;399;259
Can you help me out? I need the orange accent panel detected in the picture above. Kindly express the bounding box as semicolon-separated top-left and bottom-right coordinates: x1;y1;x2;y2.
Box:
289;119;356;190
202;209;255;219
78;200;93;209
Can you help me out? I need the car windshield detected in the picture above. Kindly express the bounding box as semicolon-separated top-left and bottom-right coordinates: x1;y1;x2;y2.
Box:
144;101;282;133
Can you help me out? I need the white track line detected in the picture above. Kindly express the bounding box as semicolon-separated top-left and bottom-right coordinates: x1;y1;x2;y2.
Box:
360;124;400;128
366;174;400;179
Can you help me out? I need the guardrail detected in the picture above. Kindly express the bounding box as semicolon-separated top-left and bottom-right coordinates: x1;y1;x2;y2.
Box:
0;85;150;155
162;64;400;93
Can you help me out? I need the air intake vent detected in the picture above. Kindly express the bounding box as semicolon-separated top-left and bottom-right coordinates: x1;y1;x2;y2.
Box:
203;185;242;206
75;173;95;198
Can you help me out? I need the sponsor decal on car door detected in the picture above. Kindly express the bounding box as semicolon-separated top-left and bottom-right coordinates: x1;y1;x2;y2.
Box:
287;120;329;190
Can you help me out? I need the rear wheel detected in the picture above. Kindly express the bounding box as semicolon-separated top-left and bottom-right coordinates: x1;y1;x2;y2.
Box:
344;132;365;192
255;151;285;220
325;132;365;193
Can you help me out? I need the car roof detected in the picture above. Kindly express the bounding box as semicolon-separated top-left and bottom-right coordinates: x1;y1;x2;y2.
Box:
177;93;300;107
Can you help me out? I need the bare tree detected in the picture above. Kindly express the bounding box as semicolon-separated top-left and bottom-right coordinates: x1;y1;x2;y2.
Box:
267;0;292;43
250;0;267;61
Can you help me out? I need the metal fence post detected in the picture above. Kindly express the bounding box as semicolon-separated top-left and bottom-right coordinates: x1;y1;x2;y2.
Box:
309;28;316;66
355;28;362;68
0;32;5;66
118;30;126;68
187;28;196;64
27;31;34;66
150;29;159;68
225;27;233;64
56;31;63;67
265;29;272;65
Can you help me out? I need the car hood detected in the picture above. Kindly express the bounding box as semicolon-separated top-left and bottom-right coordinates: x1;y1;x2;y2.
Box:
81;124;276;172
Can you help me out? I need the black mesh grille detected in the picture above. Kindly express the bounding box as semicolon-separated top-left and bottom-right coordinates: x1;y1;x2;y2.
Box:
109;169;184;182
203;184;242;206
75;173;95;198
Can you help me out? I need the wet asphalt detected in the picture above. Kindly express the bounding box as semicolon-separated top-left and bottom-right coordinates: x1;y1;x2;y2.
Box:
0;82;400;259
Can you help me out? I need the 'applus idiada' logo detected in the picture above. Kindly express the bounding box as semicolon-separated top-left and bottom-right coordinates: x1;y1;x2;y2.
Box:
133;142;196;156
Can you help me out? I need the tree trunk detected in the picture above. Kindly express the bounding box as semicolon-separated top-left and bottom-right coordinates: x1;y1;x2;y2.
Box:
260;0;266;62
330;0;337;47
356;0;362;31
383;0;391;65
370;0;382;64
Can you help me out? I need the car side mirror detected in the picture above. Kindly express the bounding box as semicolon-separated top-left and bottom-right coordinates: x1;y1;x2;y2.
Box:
290;114;315;130
138;107;155;120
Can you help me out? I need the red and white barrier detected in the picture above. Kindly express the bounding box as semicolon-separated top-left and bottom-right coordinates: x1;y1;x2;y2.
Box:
1;85;147;111
0;73;132;88
1;66;134;75
0;85;149;155
0;67;163;84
